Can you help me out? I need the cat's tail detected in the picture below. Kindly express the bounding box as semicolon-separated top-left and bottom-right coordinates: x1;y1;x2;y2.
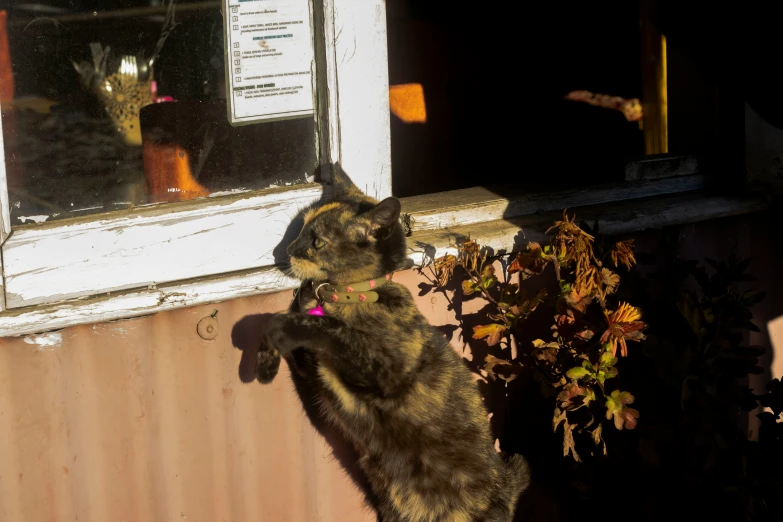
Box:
256;347;281;384
503;452;530;517
505;453;530;494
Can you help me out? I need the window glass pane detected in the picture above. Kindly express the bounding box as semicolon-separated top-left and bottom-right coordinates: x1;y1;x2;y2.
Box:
0;1;318;226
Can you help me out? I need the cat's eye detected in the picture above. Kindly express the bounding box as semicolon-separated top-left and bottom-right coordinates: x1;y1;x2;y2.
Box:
314;238;326;249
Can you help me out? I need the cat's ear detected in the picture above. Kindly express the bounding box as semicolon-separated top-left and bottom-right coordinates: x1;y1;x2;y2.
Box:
357;197;401;240
330;163;363;199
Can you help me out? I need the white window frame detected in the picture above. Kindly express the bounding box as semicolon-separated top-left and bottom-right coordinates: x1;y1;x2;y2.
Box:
0;1;767;337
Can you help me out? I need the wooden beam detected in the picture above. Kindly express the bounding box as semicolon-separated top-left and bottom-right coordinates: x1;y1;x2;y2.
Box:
640;0;668;155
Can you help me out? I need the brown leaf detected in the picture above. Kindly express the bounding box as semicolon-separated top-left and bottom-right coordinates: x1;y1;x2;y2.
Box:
484;355;520;383
509;242;551;279
532;339;559;363
555;309;576;326
592;423;607;455
614;407;639;430
565;287;593;313
562;422;581;462
553;407;567;431
473;323;508;347
557;382;596;410
575;328;595;342
601;268;620;295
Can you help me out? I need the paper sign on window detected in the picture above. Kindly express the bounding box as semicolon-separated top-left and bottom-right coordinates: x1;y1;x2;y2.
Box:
223;0;315;125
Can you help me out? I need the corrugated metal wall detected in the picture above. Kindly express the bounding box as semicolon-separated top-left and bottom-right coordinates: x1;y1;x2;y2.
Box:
0;288;381;522
0;214;780;522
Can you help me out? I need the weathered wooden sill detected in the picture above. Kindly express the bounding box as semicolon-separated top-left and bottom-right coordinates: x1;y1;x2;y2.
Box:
405;190;768;267
0;188;768;337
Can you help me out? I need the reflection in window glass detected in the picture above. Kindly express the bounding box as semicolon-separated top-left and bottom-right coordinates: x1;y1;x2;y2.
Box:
0;1;318;226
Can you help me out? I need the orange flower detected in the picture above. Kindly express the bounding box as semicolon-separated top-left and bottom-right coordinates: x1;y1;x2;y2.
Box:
600;302;647;356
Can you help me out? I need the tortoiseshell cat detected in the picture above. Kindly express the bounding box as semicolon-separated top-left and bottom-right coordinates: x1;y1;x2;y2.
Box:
257;166;529;521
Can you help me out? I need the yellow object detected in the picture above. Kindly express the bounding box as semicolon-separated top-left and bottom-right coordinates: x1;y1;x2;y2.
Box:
389;83;427;123
97;73;153;146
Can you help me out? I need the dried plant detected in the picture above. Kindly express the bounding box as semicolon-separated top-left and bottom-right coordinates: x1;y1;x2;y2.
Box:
432;211;646;461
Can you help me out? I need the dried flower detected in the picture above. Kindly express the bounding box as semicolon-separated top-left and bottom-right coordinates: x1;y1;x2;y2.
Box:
433;254;456;287
609;240;637;270
547;211;595;273
458;237;482;274
600;302;647;356
574;264;602;298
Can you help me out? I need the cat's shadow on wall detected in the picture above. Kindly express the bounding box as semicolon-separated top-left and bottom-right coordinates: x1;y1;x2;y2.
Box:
231;314;381;514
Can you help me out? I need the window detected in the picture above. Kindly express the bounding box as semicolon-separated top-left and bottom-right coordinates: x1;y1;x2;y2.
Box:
386;0;760;259
0;0;765;336
0;0;391;335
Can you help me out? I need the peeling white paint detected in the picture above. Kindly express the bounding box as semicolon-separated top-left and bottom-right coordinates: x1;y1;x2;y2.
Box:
208;189;250;198
17;215;50;224
305;174;315;183
3;185;325;308
23;332;63;350
71;205;104;213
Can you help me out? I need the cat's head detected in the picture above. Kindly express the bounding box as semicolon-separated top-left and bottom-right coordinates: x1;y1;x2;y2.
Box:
286;165;406;284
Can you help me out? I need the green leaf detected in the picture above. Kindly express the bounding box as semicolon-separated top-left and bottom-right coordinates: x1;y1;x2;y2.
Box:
482;275;499;290
605;390;640;430
462;280;478;296
603;366;618;380
566;366;592;380
600;350;617;367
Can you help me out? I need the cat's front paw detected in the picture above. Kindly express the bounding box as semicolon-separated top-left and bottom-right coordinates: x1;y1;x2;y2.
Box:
255;314;288;384
256;346;281;384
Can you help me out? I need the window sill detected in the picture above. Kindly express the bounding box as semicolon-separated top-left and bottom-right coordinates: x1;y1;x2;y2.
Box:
0;185;767;337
